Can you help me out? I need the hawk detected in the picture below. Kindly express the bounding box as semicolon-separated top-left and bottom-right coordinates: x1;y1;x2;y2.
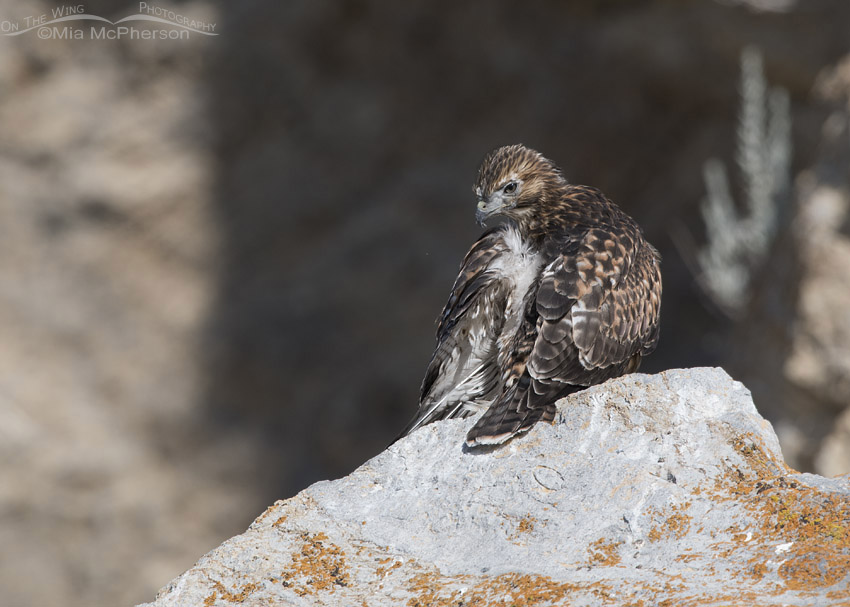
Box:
399;144;662;447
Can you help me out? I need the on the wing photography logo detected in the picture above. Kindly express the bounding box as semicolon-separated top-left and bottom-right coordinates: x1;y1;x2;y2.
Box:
1;3;217;40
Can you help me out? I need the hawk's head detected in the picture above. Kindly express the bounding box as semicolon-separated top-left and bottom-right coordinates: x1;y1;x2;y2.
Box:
473;144;565;227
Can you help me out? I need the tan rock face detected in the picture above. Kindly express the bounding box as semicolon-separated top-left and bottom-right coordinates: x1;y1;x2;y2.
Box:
786;185;850;408
0;3;259;606
782;56;850;477
816;408;850;478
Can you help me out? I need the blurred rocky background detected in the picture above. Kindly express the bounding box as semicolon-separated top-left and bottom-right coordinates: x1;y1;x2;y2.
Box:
0;0;848;605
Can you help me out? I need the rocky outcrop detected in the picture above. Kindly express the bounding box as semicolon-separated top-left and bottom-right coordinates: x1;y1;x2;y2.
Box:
141;369;850;607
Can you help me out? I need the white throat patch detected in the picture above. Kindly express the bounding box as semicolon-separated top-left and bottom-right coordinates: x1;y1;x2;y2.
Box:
492;226;542;344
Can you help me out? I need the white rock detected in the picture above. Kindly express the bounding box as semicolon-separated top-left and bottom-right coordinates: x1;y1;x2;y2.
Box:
140;368;850;607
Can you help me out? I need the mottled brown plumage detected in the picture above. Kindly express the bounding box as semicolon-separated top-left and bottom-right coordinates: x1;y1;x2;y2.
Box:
399;144;662;447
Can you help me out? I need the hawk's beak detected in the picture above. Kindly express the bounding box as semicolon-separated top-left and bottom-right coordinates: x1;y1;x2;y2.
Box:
475;196;500;227
475;201;489;227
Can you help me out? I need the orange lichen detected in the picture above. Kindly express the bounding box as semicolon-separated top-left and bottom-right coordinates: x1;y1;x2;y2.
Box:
202;581;259;605
587;537;623;566
505;514;539;543
374;556;402;578
252;502;284;526
702;432;850;593
405;571;602;607
828;588;850;598
779;546;850;591
280;532;350;596
666;511;693;539
517;516;537;534
647;502;692;543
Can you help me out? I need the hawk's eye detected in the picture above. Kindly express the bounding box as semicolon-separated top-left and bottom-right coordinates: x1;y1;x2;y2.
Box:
503;182;517;194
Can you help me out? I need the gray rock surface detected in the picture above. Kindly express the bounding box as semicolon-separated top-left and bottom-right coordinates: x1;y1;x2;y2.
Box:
141;368;850;607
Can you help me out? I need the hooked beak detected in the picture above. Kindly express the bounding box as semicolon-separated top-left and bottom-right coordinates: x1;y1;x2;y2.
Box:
475;201;489;227
475;194;505;227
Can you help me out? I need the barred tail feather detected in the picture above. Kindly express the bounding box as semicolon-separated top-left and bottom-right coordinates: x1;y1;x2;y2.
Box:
464;375;562;447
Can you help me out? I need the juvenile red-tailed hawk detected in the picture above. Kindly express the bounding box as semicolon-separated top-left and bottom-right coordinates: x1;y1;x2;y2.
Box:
399;144;662;447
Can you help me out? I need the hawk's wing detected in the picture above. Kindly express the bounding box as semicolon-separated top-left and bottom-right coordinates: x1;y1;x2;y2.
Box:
465;227;662;446
396;228;511;440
